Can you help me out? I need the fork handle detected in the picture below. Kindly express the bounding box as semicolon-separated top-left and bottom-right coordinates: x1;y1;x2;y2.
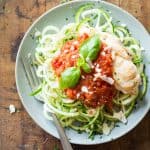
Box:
51;113;73;150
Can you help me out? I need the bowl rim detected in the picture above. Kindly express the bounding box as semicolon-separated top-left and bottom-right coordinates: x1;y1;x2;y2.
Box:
15;0;150;145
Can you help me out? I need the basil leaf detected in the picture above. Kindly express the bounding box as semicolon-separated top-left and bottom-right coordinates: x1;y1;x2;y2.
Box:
79;35;101;61
77;56;91;73
59;67;81;89
86;48;99;62
82;63;91;73
77;55;85;67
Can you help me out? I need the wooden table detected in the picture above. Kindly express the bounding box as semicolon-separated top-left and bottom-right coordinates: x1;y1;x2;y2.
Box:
0;0;149;149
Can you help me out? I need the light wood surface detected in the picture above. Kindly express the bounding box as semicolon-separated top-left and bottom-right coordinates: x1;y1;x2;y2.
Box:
0;0;149;149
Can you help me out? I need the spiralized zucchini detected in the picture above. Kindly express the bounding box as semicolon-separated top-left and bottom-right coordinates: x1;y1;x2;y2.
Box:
31;5;147;138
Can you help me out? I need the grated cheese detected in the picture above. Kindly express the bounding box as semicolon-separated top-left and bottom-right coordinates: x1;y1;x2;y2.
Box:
101;51;106;56
81;86;88;93
100;75;114;85
95;67;102;73
70;45;75;51
94;73;114;85
71;55;77;59
73;41;79;45
81;75;85;79
64;49;69;53
76;93;80;99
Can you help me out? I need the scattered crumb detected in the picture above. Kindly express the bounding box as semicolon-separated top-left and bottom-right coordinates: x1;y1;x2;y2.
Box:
9;104;16;114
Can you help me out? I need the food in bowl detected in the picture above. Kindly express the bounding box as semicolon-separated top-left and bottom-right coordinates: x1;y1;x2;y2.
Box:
30;4;147;139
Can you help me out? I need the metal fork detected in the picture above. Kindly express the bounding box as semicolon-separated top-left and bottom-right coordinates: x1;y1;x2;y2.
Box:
21;56;73;150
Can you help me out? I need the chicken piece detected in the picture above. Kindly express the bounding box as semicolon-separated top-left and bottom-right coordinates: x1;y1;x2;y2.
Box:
100;32;131;60
113;56;141;94
100;32;141;94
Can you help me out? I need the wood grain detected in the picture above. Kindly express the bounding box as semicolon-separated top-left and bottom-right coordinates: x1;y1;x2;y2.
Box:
0;0;149;150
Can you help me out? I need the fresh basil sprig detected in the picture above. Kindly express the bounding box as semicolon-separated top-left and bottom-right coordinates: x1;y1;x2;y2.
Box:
78;35;101;73
59;35;101;89
77;55;91;73
59;67;81;89
79;35;101;61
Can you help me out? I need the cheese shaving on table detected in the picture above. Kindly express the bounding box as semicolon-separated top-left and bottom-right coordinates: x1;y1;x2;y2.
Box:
9;104;16;114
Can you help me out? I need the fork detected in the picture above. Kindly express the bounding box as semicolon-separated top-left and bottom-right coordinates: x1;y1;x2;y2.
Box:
21;56;73;150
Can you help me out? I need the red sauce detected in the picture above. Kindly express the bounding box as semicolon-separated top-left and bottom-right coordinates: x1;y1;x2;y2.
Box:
51;33;116;108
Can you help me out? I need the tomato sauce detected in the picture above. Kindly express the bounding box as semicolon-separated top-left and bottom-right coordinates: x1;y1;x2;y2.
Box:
51;33;116;108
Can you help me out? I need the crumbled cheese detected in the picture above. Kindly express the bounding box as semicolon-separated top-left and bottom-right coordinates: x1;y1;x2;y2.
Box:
89;91;94;95
95;67;102;73
79;26;90;35
64;49;69;53
76;93;80;99
70;46;75;51
93;77;97;81
100;75;114;85
71;55;77;59
94;73;114;85
73;41;79;45
113;111;127;123
96;64;99;68
81;86;88;93
102;123;111;135
81;75;85;79
101;51;106;56
9;104;16;114
93;72;100;81
104;45;112;51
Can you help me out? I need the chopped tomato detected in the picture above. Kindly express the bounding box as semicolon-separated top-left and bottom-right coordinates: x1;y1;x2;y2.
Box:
78;33;89;43
51;40;79;76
